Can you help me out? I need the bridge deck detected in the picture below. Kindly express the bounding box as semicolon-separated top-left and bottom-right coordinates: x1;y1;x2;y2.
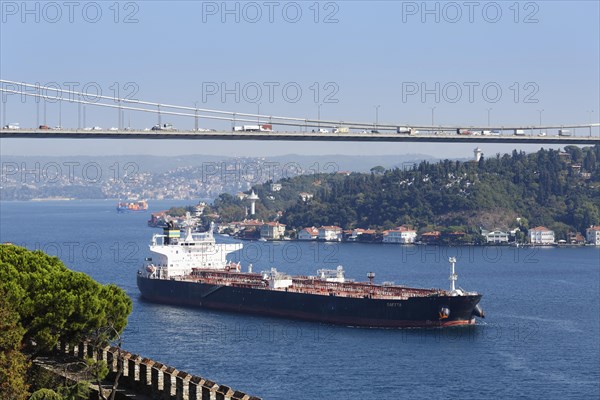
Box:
2;130;599;144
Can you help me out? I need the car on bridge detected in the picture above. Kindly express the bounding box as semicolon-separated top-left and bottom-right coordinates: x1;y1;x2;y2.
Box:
3;123;20;130
152;123;176;131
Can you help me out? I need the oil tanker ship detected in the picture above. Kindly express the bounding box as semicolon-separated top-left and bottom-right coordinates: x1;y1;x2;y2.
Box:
137;215;485;328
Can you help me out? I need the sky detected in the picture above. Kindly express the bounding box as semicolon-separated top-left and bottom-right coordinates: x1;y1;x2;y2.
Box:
0;0;599;158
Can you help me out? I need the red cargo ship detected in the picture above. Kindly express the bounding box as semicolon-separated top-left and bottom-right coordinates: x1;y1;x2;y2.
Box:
117;200;148;212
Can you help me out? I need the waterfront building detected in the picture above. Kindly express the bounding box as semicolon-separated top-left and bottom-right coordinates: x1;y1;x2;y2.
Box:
482;229;509;244
586;226;600;245
568;232;586;245
318;226;342;241
347;228;377;241
260;222;286;240
420;231;441;244
528;226;555;245
382;226;417;244
298;227;319;241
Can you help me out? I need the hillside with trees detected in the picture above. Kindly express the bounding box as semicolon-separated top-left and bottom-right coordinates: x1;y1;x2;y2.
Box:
206;145;600;240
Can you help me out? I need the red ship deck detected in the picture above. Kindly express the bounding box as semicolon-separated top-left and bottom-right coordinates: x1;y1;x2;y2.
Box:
178;269;446;300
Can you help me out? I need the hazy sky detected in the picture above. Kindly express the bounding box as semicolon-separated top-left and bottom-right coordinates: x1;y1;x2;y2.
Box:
1;1;598;158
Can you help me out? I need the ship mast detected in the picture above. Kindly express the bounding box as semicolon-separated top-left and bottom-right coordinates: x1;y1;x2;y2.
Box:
448;257;458;292
183;212;194;241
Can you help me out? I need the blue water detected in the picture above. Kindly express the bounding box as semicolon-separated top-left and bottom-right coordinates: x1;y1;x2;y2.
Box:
1;200;599;399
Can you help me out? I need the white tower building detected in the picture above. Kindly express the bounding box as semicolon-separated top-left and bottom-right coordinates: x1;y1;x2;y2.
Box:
474;147;483;162
195;202;206;217
247;190;259;215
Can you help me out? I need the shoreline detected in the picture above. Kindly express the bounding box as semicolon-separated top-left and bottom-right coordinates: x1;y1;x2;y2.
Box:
218;235;596;248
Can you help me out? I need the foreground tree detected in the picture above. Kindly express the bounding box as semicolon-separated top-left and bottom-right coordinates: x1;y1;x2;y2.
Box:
0;293;29;400
0;244;133;399
0;245;132;355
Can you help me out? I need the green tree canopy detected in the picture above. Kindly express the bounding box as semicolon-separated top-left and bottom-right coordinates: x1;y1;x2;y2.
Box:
0;245;132;355
0;292;29;400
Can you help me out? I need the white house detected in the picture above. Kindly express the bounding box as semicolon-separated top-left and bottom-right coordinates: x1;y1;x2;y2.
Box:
347;228;377;241
483;230;509;244
529;226;555;245
271;183;282;192
299;192;314;202
586;226;600;245
298;227;319;241
382;227;417;244
260;222;286;240
318;226;342;241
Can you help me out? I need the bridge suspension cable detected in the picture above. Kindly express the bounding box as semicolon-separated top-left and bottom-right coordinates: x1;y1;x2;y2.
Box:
0;79;358;129
1;79;599;131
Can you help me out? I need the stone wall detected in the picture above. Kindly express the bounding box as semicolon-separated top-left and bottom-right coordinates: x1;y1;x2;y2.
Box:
55;340;261;400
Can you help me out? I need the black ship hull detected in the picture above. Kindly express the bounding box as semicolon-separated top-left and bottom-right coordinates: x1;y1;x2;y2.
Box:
137;275;482;328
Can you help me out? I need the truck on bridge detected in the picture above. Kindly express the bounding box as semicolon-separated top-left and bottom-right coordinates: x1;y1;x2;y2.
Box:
396;127;415;135
333;126;349;134
558;129;572;136
233;124;273;132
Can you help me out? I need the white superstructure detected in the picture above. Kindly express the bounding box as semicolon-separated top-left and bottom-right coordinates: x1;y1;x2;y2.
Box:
316;266;346;283
141;215;242;279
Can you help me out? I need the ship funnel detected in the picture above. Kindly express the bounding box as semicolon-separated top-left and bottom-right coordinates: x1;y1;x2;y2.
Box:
163;221;180;245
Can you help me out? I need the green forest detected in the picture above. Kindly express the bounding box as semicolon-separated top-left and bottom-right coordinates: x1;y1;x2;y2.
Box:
206;145;600;240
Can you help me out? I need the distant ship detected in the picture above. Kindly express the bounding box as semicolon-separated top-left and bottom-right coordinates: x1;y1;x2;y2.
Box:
137;215;485;328
117;200;148;212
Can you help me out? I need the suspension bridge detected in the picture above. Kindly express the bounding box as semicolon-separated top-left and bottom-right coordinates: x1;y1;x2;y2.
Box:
1;80;598;144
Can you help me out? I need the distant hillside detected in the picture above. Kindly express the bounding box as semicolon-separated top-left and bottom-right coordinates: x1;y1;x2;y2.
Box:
0;153;435;201
208;145;600;239
0;153;435;174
